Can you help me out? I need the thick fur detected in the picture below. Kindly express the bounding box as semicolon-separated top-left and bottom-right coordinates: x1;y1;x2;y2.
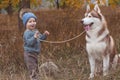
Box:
81;4;119;79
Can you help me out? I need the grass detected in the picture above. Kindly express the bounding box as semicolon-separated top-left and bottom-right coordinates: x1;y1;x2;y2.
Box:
0;6;120;80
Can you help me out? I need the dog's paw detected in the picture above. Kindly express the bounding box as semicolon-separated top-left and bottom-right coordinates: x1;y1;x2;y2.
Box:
103;71;108;76
88;73;94;79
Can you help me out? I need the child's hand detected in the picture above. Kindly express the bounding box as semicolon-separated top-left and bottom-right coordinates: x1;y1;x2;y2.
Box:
44;30;50;36
34;31;39;38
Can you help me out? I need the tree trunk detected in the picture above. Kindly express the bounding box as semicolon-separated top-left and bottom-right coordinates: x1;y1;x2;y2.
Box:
106;0;109;6
19;0;30;9
18;0;30;32
55;0;59;9
6;1;13;15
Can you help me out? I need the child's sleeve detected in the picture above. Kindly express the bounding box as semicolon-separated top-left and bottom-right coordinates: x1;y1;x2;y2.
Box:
39;33;47;41
24;32;37;46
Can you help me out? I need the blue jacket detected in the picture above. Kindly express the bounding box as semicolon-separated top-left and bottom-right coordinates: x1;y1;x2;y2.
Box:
23;29;47;54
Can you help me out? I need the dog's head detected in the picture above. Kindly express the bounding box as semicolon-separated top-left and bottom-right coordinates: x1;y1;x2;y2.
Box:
81;4;103;31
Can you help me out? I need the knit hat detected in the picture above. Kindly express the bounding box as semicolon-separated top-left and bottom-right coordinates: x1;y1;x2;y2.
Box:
22;12;37;26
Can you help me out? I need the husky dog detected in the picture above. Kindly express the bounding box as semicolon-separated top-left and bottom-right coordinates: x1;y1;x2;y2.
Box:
81;4;119;79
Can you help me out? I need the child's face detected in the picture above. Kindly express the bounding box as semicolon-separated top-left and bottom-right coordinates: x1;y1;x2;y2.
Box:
26;18;36;30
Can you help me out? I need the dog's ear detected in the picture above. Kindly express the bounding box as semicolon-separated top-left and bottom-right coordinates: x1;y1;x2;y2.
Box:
85;4;90;17
86;4;90;13
94;4;101;13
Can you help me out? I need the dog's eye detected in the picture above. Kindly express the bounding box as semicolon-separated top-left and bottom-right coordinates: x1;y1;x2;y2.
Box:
88;16;91;18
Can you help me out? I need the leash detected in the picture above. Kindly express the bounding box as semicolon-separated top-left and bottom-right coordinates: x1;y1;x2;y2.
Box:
38;30;85;44
19;9;86;43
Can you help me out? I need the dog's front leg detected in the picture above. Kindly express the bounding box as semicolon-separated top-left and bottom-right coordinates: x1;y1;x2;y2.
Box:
103;54;110;76
88;56;95;79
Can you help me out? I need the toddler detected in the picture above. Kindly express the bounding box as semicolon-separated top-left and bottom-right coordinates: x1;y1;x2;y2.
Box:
22;12;49;80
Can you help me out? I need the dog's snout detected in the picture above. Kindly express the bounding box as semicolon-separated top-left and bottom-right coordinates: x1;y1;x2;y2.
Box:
81;20;84;24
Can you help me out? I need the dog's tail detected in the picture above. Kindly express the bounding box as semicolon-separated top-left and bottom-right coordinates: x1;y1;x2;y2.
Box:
117;54;120;63
112;54;120;69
